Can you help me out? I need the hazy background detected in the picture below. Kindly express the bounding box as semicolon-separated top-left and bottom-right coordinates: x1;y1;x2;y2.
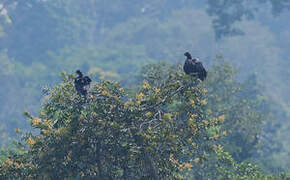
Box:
0;0;289;171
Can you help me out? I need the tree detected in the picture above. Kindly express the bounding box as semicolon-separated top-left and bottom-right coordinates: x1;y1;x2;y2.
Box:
1;64;289;179
0;70;225;179
138;59;284;174
204;58;265;162
206;0;290;39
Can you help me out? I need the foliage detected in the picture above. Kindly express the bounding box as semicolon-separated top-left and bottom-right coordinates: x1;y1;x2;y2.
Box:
1;63;289;179
206;0;290;39
214;146;290;180
141;60;261;159
0;70;225;179
205;58;266;162
138;59;285;173
0;0;289;175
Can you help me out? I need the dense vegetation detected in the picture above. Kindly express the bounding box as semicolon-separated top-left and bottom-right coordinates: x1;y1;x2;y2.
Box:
0;62;289;179
0;0;290;178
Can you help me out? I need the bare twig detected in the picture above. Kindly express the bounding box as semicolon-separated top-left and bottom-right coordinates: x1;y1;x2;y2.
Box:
139;119;159;132
141;86;184;111
139;110;164;132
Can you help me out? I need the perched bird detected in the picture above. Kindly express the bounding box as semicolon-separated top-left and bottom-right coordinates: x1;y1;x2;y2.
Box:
183;52;207;81
74;70;91;96
74;70;84;95
82;76;92;95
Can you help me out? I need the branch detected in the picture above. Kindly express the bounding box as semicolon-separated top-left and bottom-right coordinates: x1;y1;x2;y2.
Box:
141;86;184;111
139;110;163;132
139;119;159;132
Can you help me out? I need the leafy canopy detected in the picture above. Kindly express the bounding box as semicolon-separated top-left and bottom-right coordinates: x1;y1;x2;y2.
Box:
0;69;224;179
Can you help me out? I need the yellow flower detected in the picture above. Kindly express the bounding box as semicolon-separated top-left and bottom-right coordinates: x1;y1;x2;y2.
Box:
164;113;172;121
43;119;49;125
210;117;218;124
145;112;152;117
190;114;197;119
202;88;208;94
218;115;225;123
200;99;207;105
119;88;124;92
157;97;162;103
40;112;46;116
177;174;183;179
142;81;151;89
203;120;209;126
6;158;13;166
91;112;97;116
124;99;133;107
136;92;145;99
102;90;109;96
14;162;20;168
15;128;21;133
184;163;192;169
19;163;24;168
207;109;212;114
29;163;35;170
31;118;41;126
26;137;35;146
43;119;52;129
188;119;195;127
170;154;174;159
144;134;151;139
154;88;161;93
28;175;33;179
114;96;120;101
178;164;184;170
55;127;64;135
124;102;129;107
194;157;200;163
213;134;220;140
42;129;50;135
222;131;227;136
173;159;179;164
189;98;195;105
136;100;141;106
213;144;223;150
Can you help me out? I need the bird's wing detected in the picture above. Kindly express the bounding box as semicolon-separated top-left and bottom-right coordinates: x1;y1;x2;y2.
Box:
196;62;207;80
84;76;92;84
183;60;194;74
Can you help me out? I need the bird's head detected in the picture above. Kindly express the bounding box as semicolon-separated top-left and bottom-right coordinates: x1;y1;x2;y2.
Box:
76;70;83;77
184;52;192;59
193;57;200;62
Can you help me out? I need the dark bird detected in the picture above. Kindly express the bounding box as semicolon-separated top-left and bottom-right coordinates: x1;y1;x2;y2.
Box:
74;70;84;95
82;76;92;95
183;52;207;81
74;70;91;96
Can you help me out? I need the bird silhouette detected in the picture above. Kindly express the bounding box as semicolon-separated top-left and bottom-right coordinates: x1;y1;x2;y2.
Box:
183;52;207;81
74;70;91;96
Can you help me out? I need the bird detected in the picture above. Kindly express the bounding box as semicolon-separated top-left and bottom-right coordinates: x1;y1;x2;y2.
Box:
82;76;92;95
183;52;207;81
74;70;91;96
74;70;84;95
